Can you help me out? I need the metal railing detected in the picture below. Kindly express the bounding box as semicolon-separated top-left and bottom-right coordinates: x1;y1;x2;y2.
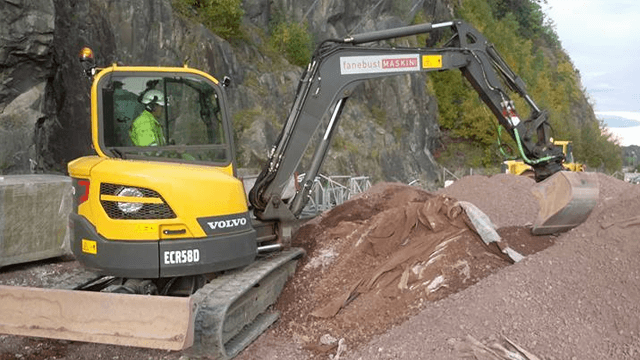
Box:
441;167;460;187
300;174;372;213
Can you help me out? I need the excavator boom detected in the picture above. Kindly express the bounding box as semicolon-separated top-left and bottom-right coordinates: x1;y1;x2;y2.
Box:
249;20;597;235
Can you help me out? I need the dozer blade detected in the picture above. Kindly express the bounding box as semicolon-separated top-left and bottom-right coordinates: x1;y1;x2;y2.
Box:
0;285;195;350
530;171;599;235
0;248;304;358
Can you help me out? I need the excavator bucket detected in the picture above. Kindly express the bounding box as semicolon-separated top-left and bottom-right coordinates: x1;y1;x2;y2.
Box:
530;171;599;235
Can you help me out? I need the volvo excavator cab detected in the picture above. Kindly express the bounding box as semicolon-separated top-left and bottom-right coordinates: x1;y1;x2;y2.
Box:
68;65;258;280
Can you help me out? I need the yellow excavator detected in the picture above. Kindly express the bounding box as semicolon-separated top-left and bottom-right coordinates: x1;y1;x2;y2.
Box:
0;20;598;358
504;140;585;177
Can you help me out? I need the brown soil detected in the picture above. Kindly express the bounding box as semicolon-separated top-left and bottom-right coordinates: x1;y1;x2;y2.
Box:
267;182;555;355
237;172;640;360
2;173;639;360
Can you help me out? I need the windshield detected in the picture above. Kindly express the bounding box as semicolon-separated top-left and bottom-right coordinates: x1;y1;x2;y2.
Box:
97;71;231;164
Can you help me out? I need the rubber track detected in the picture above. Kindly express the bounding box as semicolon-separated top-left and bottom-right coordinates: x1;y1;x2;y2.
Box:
189;248;305;359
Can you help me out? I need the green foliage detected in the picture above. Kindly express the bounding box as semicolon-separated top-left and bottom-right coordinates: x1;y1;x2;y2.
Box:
488;0;543;38
370;106;387;127
574;120;622;173
172;0;244;39
436;135;497;170
431;68;498;148
429;0;620;172
487;0;560;48
232;108;261;132
371;148;380;161
269;21;313;67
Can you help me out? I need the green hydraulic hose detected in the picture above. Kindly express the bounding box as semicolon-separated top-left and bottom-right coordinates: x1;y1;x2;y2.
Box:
496;125;556;165
497;125;517;160
513;128;555;165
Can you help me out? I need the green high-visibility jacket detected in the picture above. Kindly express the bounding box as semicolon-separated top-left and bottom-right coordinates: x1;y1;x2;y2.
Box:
130;110;165;146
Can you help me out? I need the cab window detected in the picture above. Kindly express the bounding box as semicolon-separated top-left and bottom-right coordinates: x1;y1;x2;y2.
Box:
98;72;230;164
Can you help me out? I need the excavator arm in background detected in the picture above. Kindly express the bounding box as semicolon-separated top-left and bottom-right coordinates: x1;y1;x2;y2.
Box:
249;20;595;234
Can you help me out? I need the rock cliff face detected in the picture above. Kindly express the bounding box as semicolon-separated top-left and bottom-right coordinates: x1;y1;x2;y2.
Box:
0;0;455;184
0;0;54;172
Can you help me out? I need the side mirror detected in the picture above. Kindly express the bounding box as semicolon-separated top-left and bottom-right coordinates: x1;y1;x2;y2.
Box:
222;76;231;87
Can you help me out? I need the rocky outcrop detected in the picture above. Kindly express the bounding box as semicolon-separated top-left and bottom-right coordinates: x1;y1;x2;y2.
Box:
0;0;456;184
0;0;54;105
270;0;452;40
0;0;54;172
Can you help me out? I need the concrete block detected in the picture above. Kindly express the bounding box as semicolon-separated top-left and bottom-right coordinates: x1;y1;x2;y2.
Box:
0;175;72;267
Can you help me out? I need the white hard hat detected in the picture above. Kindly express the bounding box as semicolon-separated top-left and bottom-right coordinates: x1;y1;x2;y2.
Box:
140;89;165;106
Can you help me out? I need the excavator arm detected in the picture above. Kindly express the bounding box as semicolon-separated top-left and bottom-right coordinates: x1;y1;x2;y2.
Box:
250;20;568;222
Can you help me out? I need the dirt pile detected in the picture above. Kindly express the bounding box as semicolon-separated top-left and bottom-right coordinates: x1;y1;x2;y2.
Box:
437;173;539;228
271;179;555;353
347;172;640;360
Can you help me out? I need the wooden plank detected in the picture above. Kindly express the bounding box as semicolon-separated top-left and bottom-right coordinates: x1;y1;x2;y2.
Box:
0;285;194;350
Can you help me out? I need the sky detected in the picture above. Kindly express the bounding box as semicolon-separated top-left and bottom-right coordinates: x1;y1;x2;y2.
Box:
542;0;640;146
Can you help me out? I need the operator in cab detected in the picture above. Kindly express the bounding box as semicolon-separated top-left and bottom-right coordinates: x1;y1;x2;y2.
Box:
130;89;166;146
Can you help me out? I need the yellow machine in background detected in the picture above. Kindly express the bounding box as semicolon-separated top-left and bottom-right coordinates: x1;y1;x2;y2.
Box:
553;140;585;172
504;140;585;177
